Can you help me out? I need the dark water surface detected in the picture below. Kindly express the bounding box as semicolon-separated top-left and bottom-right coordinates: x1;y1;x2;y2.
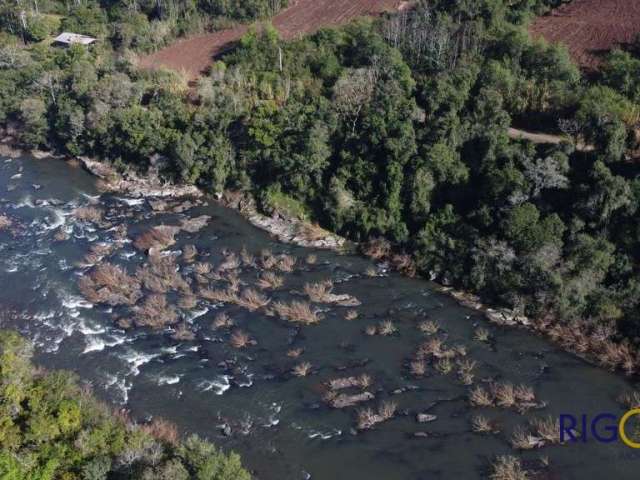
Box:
0;155;638;479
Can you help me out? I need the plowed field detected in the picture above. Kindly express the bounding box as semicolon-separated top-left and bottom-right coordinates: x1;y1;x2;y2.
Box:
139;0;403;78
530;0;640;69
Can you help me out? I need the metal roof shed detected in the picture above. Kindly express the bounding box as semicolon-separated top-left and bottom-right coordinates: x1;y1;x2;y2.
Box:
53;32;97;46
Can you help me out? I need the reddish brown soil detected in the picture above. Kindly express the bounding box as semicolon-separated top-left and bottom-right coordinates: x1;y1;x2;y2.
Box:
530;0;640;69
138;0;403;79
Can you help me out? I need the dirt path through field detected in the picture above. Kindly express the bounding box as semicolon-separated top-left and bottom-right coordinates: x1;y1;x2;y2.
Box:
530;0;640;69
138;0;403;79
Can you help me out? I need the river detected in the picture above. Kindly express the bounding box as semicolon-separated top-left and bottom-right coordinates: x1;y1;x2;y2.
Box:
0;154;637;479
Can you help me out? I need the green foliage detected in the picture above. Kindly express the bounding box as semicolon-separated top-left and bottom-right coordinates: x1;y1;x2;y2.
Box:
1;0;640;345
0;331;251;480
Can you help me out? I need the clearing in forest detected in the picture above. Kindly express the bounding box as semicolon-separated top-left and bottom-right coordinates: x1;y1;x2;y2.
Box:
138;0;405;79
530;0;640;69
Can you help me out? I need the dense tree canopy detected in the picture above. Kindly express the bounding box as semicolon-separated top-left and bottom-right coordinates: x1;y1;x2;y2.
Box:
1;0;640;364
0;330;251;479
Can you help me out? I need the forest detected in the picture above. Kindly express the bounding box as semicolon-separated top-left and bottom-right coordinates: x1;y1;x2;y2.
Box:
0;330;251;479
1;0;640;372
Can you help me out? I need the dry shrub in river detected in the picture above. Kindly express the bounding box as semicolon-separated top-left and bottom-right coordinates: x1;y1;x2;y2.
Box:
344;310;358;321
410;359;426;377
134;225;180;252
212;312;234;330
199;287;239;304
171;323;195;341
81;242;115;265
181;244;198;263
474;327;490;342
469;385;494;407
0;214;13;230
193;262;212;275
493;383;517;408
78;263;142;306
328;374;373;391
271;300;321;325
133;294;178;329
229;329;254;349
356;401;397;430
377;320;397;336
240;246;255;267
276;254;296;272
529;416;561;444
177;294;198;310
418;320;440;335
469;383;540;413
456;359;477;385
256;271;283;290
618;390;640;409
471;415;498;434
510;426;543;450
490;455;529;480
435;358;453;375
287;347;304;358
390;253;416;277
364;325;377;336
304;280;334;303
218;251;240;272
73;206;104;223
362;237;391;260
136;254;190;294
291;361;312;377
260;249;277;269
236;288;270;311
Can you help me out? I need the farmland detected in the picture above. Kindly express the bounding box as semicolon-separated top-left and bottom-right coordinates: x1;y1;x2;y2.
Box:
138;0;404;78
530;0;640;68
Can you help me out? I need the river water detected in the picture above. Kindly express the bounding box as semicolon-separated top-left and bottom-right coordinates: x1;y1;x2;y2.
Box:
0;155;638;479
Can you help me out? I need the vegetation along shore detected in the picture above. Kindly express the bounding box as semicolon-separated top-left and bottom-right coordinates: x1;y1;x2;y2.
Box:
3;0;640;477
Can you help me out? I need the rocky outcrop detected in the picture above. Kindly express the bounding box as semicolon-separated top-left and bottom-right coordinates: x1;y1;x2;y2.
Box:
79;157;201;198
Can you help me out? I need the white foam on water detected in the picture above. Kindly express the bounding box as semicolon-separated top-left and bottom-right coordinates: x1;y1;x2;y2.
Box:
33;310;56;320
197;376;231;395
83;336;107;354
5;265;17;273
61;294;94;310
81;332;127;354
77;318;106;335
43;208;67;230
81;193;101;202
103;372;131;405
114;196;145;206
119;349;160;376
187;307;208;321
158;375;182;386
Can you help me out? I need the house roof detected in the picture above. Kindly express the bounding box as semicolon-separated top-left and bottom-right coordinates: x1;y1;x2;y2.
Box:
53;32;96;45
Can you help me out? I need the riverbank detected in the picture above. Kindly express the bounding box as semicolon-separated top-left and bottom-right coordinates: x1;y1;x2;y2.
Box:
3;139;638;377
2;153;638;480
74;155;640;377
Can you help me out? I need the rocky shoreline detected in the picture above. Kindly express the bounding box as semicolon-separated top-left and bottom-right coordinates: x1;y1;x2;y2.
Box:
4;144;636;375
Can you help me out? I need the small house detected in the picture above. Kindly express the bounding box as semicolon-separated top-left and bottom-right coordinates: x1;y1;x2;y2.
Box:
53;32;96;47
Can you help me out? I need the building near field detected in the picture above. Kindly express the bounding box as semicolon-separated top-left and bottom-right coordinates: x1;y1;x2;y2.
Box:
53;32;96;47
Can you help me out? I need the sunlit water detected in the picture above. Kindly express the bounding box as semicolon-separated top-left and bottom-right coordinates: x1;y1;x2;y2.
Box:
0;155;638;479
